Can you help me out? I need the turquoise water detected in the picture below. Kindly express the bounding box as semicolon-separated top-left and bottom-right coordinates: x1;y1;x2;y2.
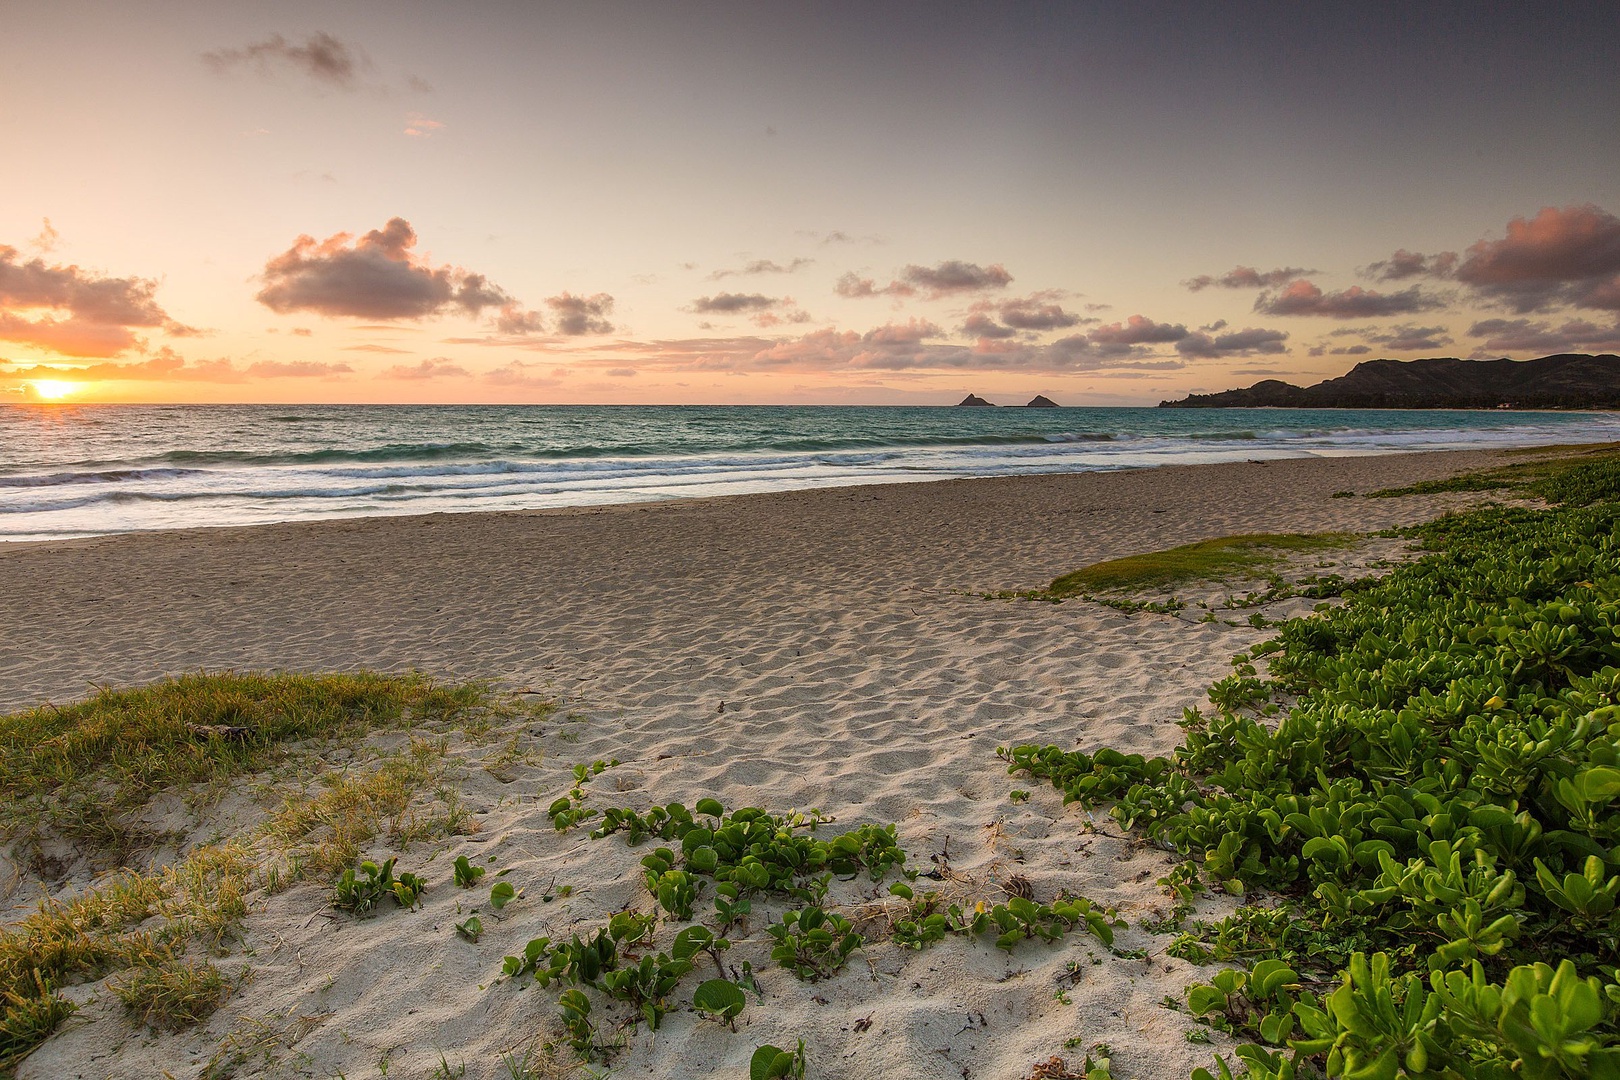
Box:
3;404;1617;542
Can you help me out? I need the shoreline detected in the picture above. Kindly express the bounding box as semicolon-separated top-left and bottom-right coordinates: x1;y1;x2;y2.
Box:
0;445;1523;714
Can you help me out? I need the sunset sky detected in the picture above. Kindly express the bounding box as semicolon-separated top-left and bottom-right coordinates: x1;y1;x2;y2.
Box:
3;1;1617;405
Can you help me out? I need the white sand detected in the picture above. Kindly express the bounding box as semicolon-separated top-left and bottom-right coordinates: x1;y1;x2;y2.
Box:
0;450;1520;1080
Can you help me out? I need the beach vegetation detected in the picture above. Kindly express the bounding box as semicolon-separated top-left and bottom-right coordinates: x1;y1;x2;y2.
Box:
0;671;494;867
1369;441;1620;502
766;906;861;980
455;915;483;943
1040;533;1355;598
266;736;470;881
332;857;426;916
692;977;747;1026
547;759;619;831
489;880;518;910
113;956;232;1031
452;854;486;888
751;1038;806;1080
0;839;253;1074
1006;485;1620;1079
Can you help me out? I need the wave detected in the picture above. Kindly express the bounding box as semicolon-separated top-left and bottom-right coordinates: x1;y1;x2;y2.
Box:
0;467;208;489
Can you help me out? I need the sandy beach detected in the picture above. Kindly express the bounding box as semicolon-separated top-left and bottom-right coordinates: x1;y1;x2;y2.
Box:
0;449;1521;1080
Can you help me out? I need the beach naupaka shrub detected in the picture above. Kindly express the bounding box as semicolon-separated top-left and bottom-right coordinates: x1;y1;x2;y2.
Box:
1008;498;1620;1079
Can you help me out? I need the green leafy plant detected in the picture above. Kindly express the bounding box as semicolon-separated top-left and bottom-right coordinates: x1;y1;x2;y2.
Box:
455;915;482;943
692;978;747;1027
750;1039;806;1080
767;906;861;981
452;855;486;888
490;880;518;911
548;759;619;831
333;857;424;916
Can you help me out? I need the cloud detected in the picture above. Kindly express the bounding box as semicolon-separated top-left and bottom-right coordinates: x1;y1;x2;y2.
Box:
256;217;517;321
0;243;180;357
962;313;1019;340
1465;317;1620;355
1088;315;1188;348
1365;323;1454;351
1364;249;1458;281
1255;279;1448;319
341;343;412;354
403;113;444;138
1183;265;1312;291
898;260;1012;297
202;32;364;89
609;318;1194;375
0;348;351;383
1453;204;1620;313
836;260;1012;300
1174;326;1289;358
546;292;615;335
381;357;470;380
692;292;779;314
483;359;564;388
996;296;1087;331
29;220;59;254
707;258;813;280
605;367;637;377
833;272;914;299
243;360;353;378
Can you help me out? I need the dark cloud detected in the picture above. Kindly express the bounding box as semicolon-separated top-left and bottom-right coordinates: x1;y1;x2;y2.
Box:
257;218;517;321
1174;326;1289;358
1466;317;1620;355
1364;323;1454;351
1183;265;1312;291
1255;279;1448;318
1454;204;1620;313
833;272;914;299
836;260;1012;300
959;295;1087;340
546;292;615;335
1088;315;1188;348
898;260;1012;296
203;32;364;90
692;292;779;314
708;258;813;280
961;313;1019;340
997;298;1085;331
1364;249;1458;281
381;358;471;380
0;243;180;357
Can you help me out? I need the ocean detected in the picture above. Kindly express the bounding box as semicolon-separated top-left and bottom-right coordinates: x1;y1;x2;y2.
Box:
3;404;1617;543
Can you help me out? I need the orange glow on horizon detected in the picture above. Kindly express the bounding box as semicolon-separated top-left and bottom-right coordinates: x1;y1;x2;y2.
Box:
29;379;82;401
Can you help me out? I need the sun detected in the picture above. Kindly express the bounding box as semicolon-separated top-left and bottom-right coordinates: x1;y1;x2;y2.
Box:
29;379;80;401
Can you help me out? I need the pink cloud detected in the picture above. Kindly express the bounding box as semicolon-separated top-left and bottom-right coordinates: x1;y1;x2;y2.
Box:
0;242;182;357
1184;265;1312;291
1255;279;1447;318
1454;204;1620;313
257;217;515;321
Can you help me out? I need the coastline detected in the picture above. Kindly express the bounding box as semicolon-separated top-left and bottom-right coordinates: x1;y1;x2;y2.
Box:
0;446;1539;1079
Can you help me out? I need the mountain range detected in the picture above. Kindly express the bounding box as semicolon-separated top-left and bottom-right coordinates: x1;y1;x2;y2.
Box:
1158;354;1620;409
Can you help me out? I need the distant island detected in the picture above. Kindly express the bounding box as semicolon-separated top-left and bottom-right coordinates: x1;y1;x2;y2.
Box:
954;394;1061;407
1158;354;1620;410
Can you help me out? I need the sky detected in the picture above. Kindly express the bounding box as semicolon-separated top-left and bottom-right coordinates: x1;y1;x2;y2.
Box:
2;1;1617;406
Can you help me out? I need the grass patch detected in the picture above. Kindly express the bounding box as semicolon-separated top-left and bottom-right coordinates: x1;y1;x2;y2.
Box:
264;736;476;882
0;671;494;865
0;840;254;1075
1369;440;1620;503
113;957;231;1032
1037;533;1353;599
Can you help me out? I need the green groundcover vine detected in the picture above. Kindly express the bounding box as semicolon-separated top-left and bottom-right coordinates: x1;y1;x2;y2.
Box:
1008;494;1620;1080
